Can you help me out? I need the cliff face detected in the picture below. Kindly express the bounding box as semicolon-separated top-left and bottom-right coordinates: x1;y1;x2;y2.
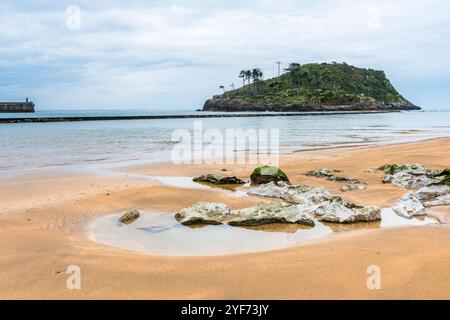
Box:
202;63;420;112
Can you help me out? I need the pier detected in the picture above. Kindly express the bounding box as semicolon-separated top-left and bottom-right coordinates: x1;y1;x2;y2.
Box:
0;98;35;113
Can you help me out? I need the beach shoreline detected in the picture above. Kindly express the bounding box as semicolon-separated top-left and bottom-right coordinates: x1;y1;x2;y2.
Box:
0;137;449;299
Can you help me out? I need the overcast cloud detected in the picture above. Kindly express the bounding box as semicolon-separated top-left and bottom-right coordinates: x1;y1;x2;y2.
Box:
0;0;449;109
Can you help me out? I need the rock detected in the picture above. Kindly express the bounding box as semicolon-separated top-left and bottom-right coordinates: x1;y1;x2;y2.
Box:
248;182;332;204
431;168;450;186
193;174;245;185
250;166;289;185
382;171;434;189
175;202;230;225
315;196;381;223
423;194;450;207
307;168;364;184
415;185;450;201
119;209;140;224
249;182;380;223
247;181;290;198
306;168;341;177
378;163;426;175
283;184;332;204
392;193;426;219
379;163;442;189
340;185;367;192
175;201;315;227
229;202;315;227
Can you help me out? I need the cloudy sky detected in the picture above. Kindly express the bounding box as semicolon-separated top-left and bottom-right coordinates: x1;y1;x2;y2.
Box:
0;0;449;110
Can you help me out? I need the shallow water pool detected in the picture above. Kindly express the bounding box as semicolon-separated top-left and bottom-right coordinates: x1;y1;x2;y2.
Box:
88;209;439;256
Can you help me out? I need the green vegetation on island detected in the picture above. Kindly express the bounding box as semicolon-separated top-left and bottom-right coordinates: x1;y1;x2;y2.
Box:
203;62;419;112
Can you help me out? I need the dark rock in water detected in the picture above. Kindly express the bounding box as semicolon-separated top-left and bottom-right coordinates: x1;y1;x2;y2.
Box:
193;174;245;185
250;166;290;185
119;209;140;224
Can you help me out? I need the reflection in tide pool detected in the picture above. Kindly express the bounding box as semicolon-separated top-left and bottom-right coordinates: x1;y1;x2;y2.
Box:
88;208;439;256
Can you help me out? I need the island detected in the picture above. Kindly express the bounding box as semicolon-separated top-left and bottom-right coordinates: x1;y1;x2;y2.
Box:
202;62;420;112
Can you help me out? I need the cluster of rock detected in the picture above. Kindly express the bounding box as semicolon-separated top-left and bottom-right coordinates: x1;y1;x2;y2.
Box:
176;180;381;227
248;182;380;223
379;164;443;189
379;164;450;219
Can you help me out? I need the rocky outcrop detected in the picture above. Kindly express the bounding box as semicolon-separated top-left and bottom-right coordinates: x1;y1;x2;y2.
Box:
379;164;443;189
193;174;245;185
175;202;230;225
202;97;420;112
392;193;426;219
229;202;315;227
392;185;450;219
248;182;380;223
175;201;315;227
119;209;140;224
250;166;290;185
314;196;380;223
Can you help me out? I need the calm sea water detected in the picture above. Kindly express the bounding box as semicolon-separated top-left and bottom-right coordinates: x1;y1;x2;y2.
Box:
0;109;449;174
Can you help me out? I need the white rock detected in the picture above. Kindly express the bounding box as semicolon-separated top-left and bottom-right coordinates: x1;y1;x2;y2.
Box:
248;181;289;198
392;193;426;219
248;183;379;223
315;197;381;223
230;202;315;226
381;164;442;189
415;185;450;200
248;182;332;204
423;194;450;207
175;202;230;225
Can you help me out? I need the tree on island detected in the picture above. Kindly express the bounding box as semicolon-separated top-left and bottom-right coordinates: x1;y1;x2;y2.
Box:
239;70;247;87
245;70;252;85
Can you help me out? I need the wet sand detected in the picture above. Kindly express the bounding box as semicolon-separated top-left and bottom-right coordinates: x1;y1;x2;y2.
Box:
0;137;449;299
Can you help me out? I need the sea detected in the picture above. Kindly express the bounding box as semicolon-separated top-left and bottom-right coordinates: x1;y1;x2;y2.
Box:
0;109;449;175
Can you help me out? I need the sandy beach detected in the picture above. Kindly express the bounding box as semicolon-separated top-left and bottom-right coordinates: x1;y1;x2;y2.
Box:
0;137;449;299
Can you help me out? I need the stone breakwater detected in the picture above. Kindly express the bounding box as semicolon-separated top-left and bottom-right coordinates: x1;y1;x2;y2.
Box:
0;110;397;123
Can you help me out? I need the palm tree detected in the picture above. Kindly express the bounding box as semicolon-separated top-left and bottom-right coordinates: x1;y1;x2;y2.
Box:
245;70;252;85
251;68;263;91
239;70;246;87
230;83;235;90
251;68;263;82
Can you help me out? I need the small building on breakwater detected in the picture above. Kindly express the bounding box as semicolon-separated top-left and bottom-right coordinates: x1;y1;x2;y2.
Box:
0;98;35;113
